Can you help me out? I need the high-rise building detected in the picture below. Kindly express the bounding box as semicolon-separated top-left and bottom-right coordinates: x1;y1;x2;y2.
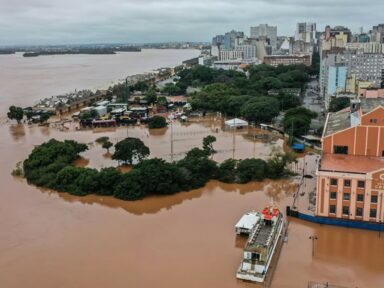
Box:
345;52;384;87
316;98;384;223
327;65;347;98
250;24;277;52
370;24;384;43
223;30;244;50
295;22;317;44
212;35;225;46
320;50;384;108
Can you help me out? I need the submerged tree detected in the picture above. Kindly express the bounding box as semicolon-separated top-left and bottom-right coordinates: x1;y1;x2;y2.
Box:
112;137;150;165
202;135;217;156
148;116;167;129
102;141;113;153
7;106;24;123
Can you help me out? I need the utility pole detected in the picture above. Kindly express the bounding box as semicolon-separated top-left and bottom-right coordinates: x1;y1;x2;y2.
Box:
253;122;256;158
125;79;130;104
289;119;294;147
309;235;318;257
379;193;383;238
170;121;174;162
125;79;130;138
232;125;236;159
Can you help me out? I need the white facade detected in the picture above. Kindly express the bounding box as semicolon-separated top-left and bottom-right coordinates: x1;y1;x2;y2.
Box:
220;50;244;61
345;42;384;54
237;44;257;60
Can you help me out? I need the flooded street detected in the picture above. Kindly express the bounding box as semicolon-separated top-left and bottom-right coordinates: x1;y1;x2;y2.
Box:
1;121;383;288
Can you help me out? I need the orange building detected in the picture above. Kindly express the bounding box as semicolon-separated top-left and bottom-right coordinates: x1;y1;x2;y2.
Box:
316;98;384;223
359;87;384;99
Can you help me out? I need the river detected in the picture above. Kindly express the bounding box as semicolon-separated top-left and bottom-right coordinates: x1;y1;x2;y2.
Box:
0;51;383;288
0;49;200;115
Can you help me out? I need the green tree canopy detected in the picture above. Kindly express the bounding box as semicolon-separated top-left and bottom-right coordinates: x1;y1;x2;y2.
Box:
102;141;113;153
39;113;50;123
275;93;301;110
202;135;217;156
80;109;99;120
190;83;238;112
329;97;351;112
96;136;109;144
218;159;238;183
7;106;24;123
145;87;157;104
162;83;183;96
97;167;123;196
148;116;167;129
240;97;280;123
237;158;267;183
112;137;150;165
267;150;297;179
283;107;317;137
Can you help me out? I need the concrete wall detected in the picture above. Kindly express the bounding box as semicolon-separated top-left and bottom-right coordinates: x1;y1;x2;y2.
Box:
316;171;384;223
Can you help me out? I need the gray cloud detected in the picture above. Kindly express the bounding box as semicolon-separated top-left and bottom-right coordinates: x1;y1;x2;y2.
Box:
0;0;383;45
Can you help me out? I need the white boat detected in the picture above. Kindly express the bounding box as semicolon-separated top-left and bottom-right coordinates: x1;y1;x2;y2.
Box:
236;207;284;283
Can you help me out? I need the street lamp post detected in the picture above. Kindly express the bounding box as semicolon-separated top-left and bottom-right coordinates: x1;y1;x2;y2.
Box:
309;235;318;257
379;193;383;238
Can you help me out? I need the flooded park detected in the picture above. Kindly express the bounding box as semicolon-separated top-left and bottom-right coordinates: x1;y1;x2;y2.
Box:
0;118;383;288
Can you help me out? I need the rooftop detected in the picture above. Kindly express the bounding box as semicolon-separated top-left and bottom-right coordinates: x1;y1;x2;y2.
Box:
235;212;260;231
323;107;351;137
323;98;384;137
360;98;384;114
320;154;384;174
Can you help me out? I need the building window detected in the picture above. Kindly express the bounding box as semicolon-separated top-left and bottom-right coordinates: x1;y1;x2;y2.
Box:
357;180;365;188
342;206;349;215
344;179;351;187
330;192;337;200
356;207;363;217
357;194;364;202
329;205;336;214
343;193;350;201
370;208;377;218
370;118;377;123
330;178;338;186
371;195;378;203
334;145;348;155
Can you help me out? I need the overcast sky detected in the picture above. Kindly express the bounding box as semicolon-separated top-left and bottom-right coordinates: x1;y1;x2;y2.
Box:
0;0;383;45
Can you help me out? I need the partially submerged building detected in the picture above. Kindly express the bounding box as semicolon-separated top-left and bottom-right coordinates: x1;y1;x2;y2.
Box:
316;98;384;223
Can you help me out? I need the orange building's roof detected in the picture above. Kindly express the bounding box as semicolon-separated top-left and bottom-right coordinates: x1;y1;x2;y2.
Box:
323;108;351;137
323;98;384;137
320;154;384;174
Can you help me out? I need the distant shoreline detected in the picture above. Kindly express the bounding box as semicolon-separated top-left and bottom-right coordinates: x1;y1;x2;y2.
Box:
23;47;141;57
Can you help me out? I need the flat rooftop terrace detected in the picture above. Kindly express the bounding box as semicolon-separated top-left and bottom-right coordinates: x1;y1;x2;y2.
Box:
320;154;384;174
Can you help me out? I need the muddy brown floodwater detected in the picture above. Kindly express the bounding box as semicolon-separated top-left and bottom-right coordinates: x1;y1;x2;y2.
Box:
1;118;383;288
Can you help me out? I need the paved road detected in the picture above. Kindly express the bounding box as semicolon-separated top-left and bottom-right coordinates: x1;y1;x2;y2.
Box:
303;79;326;131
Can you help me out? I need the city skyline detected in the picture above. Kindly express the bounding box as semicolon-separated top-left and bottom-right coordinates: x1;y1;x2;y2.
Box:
1;0;384;45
